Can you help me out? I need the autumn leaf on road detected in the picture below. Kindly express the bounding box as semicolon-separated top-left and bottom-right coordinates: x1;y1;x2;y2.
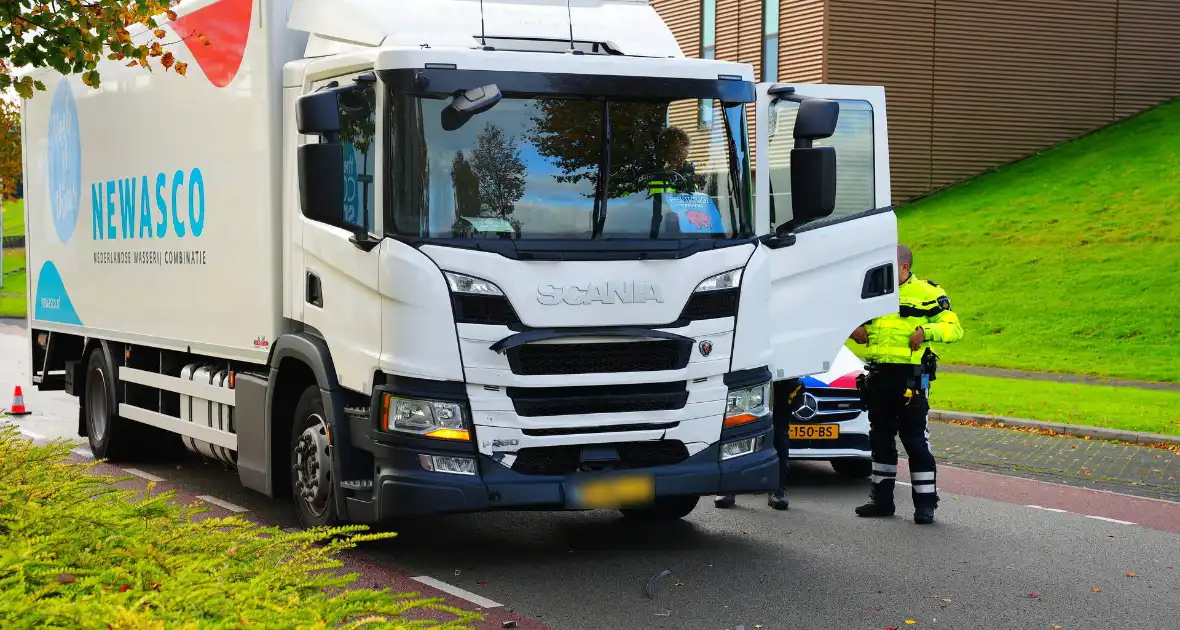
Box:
1092;587;1102;593
1124;572;1137;578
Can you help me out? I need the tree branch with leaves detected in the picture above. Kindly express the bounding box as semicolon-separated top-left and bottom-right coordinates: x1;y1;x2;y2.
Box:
0;0;205;99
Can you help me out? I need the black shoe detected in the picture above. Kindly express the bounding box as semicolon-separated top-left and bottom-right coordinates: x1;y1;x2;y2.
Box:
714;495;736;509
854;502;895;517
914;505;935;524
767;490;789;511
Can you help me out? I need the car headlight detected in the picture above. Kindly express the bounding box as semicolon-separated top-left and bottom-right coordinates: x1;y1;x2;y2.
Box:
444;271;504;296
694;268;742;293
380;394;470;441
723;381;771;428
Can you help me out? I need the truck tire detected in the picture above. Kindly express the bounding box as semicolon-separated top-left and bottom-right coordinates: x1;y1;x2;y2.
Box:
290;385;339;529
619;495;700;520
83;347;135;461
831;458;873;479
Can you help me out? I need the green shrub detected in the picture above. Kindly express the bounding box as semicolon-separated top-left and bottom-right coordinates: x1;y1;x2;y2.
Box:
0;424;481;629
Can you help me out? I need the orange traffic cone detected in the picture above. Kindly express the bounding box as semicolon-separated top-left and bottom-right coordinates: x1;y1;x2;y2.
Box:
8;386;31;416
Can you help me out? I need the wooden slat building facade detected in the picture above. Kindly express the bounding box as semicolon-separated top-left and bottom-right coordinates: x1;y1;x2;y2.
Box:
651;0;1180;203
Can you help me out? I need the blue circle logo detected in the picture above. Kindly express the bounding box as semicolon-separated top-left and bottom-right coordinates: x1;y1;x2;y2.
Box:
47;78;82;244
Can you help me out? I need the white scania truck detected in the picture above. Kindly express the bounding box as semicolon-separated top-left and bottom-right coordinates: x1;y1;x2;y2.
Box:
21;0;898;528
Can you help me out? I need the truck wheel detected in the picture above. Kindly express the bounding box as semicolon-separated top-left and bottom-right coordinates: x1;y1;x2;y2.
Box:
83;348;133;461
290;385;339;529
619;495;700;520
831;458;873;479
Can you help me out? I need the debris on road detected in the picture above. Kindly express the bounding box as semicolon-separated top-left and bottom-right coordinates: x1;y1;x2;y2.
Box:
644;569;673;599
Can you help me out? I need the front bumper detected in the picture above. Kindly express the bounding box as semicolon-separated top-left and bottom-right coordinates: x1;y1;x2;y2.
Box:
341;415;779;522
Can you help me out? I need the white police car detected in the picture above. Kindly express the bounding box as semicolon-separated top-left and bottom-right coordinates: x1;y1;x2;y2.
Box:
782;344;872;478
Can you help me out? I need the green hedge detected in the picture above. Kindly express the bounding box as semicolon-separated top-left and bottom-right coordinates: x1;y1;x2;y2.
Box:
0;424;481;629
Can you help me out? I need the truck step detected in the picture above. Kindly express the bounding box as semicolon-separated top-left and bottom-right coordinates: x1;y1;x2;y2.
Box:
340;479;374;491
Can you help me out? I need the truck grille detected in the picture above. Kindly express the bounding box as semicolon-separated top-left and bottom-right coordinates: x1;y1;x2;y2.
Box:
506;340;691;376
511;441;690;475
508;381;689;417
452;294;519;326
679;288;739;321
793;387;863;423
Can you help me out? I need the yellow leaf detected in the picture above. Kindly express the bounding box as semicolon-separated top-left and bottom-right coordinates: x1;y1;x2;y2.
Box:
154;29;167;39
905;621;917;625
175;62;188;77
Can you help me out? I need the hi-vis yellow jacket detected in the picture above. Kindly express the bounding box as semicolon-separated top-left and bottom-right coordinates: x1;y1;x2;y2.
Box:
860;273;964;365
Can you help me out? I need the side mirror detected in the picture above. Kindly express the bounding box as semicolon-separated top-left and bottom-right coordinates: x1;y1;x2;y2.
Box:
441;84;502;131
298;143;348;226
793;98;839;142
297;90;342;136
789;145;837;224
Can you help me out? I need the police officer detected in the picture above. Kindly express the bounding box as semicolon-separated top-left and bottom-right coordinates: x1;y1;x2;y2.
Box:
849;244;963;524
646;127;696;195
714;379;801;511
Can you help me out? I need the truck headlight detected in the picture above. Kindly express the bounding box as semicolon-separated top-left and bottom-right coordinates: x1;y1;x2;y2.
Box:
723;381;771;428
380;394;470;441
444;271;504;296
694;268;742;292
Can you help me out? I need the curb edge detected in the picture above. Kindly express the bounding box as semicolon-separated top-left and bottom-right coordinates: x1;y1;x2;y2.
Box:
930;409;1180;447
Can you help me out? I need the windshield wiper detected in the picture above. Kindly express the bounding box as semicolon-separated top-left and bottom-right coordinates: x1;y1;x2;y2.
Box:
591;99;612;239
720;104;745;236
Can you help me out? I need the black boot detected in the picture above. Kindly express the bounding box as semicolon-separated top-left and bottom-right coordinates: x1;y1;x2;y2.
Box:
914;504;935;525
714;495;736;509
767;490;789;510
854;500;895;517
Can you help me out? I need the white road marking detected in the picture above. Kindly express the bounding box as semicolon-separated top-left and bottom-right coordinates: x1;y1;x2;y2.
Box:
896;481;912;486
411;576;504;609
196;495;249;513
1085;515;1137;525
1026;504;1136;525
1026;504;1069;513
72;446;94;459
121;468;165;483
20;429;46;440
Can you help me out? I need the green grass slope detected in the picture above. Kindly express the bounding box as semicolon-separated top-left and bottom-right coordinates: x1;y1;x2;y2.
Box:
898;99;1180;383
1;199;22;237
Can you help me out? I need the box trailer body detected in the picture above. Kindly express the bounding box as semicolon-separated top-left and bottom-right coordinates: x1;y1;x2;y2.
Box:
21;0;899;526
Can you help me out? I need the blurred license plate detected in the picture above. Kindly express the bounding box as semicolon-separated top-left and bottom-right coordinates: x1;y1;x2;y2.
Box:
569;474;655;509
789;424;839;439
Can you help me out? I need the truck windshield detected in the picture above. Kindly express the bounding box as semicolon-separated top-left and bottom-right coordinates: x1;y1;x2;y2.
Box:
389;94;751;241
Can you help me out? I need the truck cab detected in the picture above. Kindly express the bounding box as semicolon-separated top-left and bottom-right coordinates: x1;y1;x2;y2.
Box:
279;0;897;525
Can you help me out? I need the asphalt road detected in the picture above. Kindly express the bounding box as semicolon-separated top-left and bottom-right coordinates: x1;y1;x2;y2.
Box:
3;326;1178;630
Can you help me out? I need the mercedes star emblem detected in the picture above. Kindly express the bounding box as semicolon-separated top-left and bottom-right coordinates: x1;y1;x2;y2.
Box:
793;392;820;420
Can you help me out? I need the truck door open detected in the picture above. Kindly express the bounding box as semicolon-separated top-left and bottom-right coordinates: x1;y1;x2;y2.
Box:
755;83;899;381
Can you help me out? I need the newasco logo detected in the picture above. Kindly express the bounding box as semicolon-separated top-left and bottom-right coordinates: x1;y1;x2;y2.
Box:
47;77;82;244
90;168;207;241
